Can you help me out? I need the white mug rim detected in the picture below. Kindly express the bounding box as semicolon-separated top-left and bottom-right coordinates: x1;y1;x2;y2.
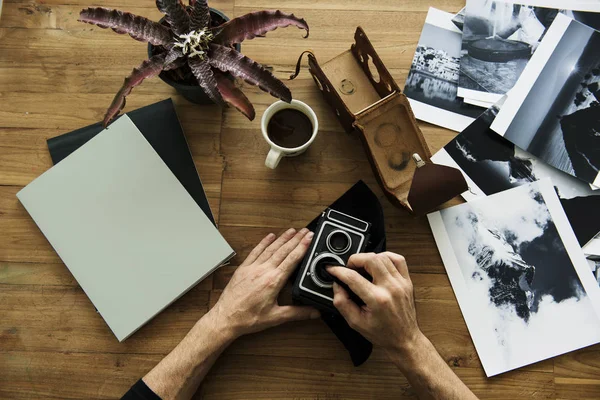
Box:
261;99;319;153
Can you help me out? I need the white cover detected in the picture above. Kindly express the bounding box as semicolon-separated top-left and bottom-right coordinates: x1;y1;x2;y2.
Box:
17;115;234;341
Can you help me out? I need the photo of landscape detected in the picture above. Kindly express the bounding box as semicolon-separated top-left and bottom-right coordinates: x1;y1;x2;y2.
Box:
405;22;482;119
429;180;600;376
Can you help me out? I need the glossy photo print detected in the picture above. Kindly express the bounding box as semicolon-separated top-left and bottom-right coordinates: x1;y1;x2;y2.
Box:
457;0;600;104
431;100;600;247
492;14;600;187
428;180;600;376
403;7;484;132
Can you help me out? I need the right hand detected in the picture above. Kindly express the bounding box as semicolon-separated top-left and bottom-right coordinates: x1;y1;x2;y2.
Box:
327;252;424;358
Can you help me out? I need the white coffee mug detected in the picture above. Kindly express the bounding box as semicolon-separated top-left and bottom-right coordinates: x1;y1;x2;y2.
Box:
261;100;319;169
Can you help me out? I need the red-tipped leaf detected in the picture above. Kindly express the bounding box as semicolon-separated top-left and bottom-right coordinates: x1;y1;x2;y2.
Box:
209;43;291;102
190;0;210;31
214;73;256;120
79;7;172;46
188;57;225;106
156;0;190;36
103;53;167;127
213;10;308;46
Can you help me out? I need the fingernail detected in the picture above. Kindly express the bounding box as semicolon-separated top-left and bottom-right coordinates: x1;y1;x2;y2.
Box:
310;310;321;319
332;282;339;291
300;227;309;234
306;231;314;240
267;233;276;240
286;228;296;235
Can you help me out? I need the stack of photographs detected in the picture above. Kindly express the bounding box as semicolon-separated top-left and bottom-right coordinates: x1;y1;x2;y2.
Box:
432;100;600;248
426;4;600;377
457;0;600;108
404;8;486;132
491;13;600;187
403;2;600;132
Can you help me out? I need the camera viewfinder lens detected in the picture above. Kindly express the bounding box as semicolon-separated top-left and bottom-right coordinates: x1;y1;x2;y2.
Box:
326;230;352;254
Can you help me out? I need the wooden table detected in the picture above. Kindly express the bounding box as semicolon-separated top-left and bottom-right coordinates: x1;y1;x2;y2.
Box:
1;0;599;398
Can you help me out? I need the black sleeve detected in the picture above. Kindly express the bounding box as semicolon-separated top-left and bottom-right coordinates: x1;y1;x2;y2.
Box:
121;379;162;400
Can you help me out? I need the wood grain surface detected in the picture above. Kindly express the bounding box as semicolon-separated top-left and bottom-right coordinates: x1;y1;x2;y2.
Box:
1;0;599;398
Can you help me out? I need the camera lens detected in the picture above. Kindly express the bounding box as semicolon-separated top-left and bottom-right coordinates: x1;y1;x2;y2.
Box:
315;261;334;283
326;230;352;255
309;253;344;288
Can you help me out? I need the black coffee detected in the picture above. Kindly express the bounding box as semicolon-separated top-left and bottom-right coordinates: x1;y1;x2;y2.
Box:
267;109;313;149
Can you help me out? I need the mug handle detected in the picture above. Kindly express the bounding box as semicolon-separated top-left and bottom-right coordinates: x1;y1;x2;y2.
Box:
265;148;283;169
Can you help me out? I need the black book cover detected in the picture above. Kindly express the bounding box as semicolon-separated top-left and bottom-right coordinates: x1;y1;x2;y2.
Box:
46;99;216;226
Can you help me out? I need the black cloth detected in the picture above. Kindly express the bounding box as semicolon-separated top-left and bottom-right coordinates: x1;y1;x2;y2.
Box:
121;379;161;400
46;98;216;226
303;180;386;366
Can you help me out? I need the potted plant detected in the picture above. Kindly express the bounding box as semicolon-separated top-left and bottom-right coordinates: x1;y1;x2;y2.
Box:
78;0;309;127
150;7;239;106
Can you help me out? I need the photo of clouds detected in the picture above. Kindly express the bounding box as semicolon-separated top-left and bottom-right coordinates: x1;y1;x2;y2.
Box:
432;102;600;246
428;180;600;376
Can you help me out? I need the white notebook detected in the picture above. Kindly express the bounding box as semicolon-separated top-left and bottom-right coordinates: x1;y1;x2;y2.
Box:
17;115;234;341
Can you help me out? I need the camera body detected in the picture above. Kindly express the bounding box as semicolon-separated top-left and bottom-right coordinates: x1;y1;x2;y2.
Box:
292;208;371;314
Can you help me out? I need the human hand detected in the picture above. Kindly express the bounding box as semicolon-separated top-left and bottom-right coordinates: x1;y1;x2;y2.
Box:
327;252;424;360
208;228;320;339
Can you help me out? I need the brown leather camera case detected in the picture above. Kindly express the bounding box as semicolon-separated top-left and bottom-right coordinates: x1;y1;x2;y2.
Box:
296;27;466;214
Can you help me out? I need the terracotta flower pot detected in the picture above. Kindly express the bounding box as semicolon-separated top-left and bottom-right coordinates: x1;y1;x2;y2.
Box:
148;8;241;105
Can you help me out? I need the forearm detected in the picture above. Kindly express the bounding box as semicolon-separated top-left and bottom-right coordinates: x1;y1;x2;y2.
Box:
329;253;477;399
143;311;236;400
139;229;315;400
388;334;478;400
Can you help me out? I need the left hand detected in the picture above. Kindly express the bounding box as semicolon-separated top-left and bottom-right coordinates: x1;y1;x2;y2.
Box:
208;228;320;338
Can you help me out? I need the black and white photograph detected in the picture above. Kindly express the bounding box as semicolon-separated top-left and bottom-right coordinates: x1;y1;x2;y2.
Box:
431;100;600;246
463;97;494;108
457;0;600;104
428;180;600;376
452;6;466;31
492;14;600;187
588;256;600;287
403;7;484;132
585;234;600;257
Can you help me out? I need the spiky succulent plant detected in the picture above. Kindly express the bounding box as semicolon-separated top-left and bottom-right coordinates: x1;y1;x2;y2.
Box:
78;0;309;127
